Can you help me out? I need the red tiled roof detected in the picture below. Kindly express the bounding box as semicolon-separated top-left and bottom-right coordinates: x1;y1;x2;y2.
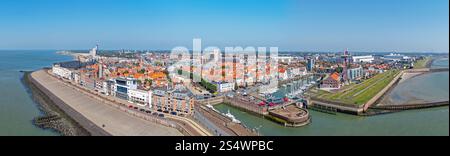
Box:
330;72;340;81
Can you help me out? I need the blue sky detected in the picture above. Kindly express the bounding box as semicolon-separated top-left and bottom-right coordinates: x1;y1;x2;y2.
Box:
0;0;448;52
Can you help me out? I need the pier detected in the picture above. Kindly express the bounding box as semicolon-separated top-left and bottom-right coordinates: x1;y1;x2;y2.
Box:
370;101;449;110
405;68;449;73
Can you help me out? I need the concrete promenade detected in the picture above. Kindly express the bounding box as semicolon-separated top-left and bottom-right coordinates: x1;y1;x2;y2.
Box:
31;70;182;136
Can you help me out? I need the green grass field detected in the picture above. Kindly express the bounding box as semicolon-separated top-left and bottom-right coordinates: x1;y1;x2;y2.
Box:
316;70;400;105
414;57;432;69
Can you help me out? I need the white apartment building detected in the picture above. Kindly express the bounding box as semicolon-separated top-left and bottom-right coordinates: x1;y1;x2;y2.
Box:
352;55;375;63
288;67;308;77
128;89;153;107
115;77;138;100
215;82;235;93
52;65;73;80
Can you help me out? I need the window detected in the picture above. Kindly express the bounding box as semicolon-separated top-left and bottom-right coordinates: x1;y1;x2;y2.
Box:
117;86;128;93
177;100;182;110
116;80;127;86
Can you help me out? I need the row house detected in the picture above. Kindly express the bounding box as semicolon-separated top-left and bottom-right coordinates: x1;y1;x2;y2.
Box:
152;87;195;115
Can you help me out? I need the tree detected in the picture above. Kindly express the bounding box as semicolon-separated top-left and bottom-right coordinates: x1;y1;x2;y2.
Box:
139;69;146;74
200;79;217;93
145;79;153;86
335;67;344;73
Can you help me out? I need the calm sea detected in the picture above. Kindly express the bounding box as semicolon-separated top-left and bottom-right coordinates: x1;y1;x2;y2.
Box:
0;50;73;136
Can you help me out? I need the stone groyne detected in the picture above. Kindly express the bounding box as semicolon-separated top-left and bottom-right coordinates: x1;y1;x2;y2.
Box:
370;101;449;111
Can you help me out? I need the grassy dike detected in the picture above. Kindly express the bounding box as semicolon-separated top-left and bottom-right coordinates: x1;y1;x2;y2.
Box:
317;70;400;105
414;57;433;69
21;71;90;136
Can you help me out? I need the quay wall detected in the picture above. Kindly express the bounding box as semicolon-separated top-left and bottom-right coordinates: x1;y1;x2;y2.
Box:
194;105;258;136
310;98;363;115
196;97;225;105
196;96;268;116
223;98;269;115
193;111;231;136
268;110;311;127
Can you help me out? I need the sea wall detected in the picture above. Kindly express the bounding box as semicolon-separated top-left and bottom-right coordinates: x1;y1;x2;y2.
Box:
26;71;109;136
363;71;403;111
32;69;184;136
310;98;363;115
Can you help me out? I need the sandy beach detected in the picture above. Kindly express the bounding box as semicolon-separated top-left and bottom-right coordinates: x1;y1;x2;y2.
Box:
399;72;423;83
31;70;182;136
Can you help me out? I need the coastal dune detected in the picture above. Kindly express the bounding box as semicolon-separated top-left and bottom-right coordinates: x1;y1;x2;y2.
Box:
31;70;182;136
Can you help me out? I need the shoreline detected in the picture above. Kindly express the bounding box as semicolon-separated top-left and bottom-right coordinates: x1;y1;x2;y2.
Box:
398;72;424;83
22;71;91;136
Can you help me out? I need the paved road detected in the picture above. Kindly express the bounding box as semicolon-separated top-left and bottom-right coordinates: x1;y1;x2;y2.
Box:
32;70;183;136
